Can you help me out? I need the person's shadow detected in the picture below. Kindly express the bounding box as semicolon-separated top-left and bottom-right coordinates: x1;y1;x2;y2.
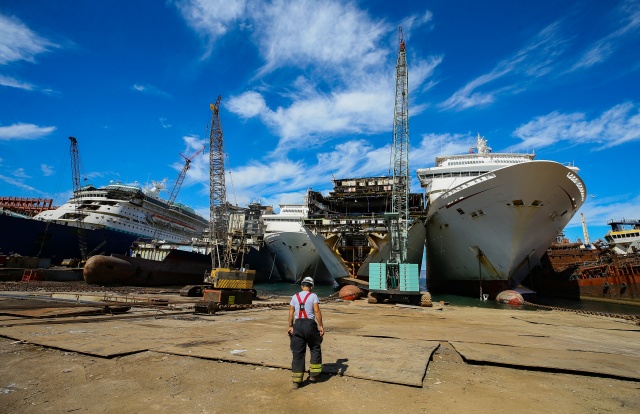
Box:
317;358;349;382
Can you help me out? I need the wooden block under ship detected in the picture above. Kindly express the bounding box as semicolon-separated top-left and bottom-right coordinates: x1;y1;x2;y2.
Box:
304;176;427;285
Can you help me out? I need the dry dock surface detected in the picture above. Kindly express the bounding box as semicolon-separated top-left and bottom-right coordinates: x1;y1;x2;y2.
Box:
0;288;639;413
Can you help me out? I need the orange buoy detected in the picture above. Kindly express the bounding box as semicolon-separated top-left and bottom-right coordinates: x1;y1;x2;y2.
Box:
496;290;524;306
338;285;362;301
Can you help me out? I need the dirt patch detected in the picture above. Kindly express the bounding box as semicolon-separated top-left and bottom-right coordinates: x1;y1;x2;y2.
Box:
1;337;638;413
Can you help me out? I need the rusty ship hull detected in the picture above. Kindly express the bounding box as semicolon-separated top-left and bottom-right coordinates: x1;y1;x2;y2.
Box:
527;246;640;304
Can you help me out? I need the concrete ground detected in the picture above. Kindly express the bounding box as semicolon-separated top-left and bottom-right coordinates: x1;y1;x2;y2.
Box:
0;291;639;413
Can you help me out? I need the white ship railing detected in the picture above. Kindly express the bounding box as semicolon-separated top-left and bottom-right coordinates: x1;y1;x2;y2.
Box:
441;173;496;201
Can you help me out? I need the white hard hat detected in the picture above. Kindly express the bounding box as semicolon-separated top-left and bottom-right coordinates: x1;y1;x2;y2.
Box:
301;277;314;286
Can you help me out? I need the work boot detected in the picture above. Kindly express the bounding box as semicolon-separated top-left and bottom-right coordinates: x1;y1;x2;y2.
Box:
308;374;318;383
292;382;300;390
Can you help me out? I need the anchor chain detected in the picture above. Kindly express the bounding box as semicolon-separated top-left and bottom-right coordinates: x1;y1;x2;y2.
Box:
523;300;640;325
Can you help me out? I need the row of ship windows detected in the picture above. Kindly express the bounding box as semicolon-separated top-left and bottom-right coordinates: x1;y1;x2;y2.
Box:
608;232;640;239
263;218;301;223
443;159;525;167
455;200;543;216
420;171;485;180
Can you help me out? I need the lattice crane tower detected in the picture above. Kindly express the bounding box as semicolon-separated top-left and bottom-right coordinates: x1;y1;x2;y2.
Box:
69;136;88;260
390;26;410;264
168;145;206;206
208;96;229;267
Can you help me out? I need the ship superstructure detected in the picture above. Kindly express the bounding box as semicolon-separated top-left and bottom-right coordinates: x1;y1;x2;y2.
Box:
417;133;586;298
604;219;640;255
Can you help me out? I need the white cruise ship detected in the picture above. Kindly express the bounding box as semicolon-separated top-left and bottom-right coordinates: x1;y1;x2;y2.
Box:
262;204;332;284
35;180;209;244
417;134;586;298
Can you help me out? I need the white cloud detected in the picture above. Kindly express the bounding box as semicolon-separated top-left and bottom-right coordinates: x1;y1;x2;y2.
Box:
510;102;640;151
0;173;40;193
570;1;640;71
0;13;59;65
249;0;389;77
566;193;640;234
159;118;172;129
440;22;568;111
178;0;441;152
227;91;268;119
12;168;29;179
132;83;171;98
174;0;247;59
0;123;56;140
227;53;441;152
400;10;434;38
41;164;54;177
0;74;34;90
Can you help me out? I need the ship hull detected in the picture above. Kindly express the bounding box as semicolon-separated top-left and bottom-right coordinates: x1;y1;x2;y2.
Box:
0;213;140;265
264;231;333;284
426;161;585;298
83;250;210;286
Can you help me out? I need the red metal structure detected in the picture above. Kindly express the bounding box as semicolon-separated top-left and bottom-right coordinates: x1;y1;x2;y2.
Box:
0;197;53;216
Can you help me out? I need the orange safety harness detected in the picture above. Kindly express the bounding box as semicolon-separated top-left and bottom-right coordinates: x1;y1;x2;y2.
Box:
295;292;312;319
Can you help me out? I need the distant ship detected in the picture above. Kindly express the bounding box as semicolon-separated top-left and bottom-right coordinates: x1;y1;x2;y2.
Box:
262;204;333;284
35;180;208;243
0;180;209;264
417;134;586;298
604;219;640;255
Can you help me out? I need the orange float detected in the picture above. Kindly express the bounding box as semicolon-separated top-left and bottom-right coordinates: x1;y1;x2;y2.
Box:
496;290;524;306
338;285;363;301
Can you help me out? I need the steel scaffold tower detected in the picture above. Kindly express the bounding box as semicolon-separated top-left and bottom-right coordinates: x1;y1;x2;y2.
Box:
209;96;229;268
390;26;410;265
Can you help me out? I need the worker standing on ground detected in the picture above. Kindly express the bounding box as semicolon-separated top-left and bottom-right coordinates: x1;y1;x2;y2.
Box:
288;276;324;389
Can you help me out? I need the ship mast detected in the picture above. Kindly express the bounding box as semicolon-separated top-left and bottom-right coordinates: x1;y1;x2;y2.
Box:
390;26;410;265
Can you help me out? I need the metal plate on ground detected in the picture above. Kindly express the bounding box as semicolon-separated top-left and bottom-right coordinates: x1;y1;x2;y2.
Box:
511;314;640;331
0;307;106;318
0;321;158;357
451;341;640;380
157;330;437;387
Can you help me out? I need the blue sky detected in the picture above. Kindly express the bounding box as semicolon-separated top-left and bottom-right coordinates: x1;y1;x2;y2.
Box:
1;0;639;243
